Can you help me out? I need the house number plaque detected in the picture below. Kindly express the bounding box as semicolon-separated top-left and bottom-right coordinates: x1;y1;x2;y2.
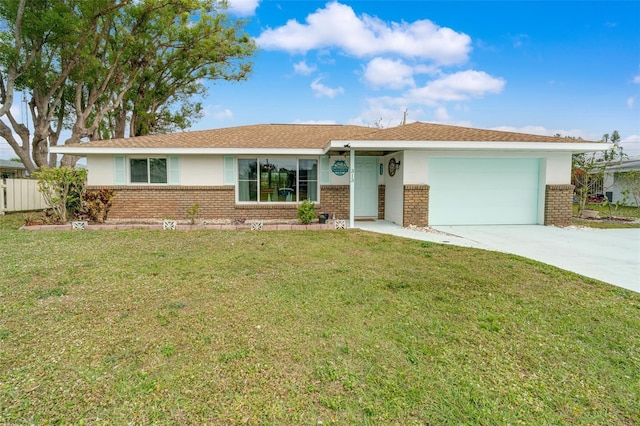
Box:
331;160;349;176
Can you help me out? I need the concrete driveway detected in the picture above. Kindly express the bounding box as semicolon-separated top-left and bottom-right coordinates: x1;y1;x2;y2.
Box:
356;221;640;293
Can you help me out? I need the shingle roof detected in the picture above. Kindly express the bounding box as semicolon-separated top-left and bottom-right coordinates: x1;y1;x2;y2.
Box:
352;122;580;143
63;121;591;150
76;124;375;149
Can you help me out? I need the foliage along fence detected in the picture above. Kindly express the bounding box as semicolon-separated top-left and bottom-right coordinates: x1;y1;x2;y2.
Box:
0;178;49;215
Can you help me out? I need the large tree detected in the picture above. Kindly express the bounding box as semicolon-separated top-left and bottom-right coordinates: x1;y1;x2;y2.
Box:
0;0;255;172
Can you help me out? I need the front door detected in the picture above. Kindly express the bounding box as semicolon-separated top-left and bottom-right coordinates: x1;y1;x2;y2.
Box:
354;157;378;218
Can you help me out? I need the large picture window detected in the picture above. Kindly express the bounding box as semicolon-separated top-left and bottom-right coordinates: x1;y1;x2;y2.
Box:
237;158;318;202
130;158;167;184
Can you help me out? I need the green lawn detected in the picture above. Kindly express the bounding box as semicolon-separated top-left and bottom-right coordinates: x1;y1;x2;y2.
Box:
1;213;639;424
572;203;640;228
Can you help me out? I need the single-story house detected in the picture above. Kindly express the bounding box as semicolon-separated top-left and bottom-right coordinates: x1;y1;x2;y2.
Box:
50;122;607;227
603;155;640;207
0;159;28;179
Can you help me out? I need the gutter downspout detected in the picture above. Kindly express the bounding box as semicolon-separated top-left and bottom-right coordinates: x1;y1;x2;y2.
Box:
349;148;355;228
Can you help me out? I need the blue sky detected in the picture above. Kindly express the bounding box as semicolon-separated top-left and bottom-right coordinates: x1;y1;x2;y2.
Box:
1;0;639;159
210;0;640;154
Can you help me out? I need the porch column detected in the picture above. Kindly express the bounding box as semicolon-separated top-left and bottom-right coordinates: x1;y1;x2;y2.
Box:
349;149;355;228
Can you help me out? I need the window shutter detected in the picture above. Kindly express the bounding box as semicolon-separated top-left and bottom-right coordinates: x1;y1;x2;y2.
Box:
223;156;235;185
114;156;126;185
320;155;330;184
168;156;180;185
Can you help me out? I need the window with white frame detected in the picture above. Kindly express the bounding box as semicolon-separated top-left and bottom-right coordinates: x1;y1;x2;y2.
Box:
237;158;318;202
130;158;167;184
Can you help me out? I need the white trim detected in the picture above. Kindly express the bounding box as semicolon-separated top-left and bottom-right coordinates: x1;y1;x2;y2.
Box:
349;149;355;228
325;140;610;153
50;147;324;156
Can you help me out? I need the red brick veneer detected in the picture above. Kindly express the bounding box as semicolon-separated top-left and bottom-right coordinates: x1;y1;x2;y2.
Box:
90;184;386;222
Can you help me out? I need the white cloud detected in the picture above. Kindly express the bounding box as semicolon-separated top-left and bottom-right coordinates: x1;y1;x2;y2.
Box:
293;60;316;76
348;70;505;127
226;0;260;17
310;78;344;98
347;105;415;128
255;1;471;65
633;74;640;84
203;105;233;121
213;108;233;120
364;58;415;89
628;96;637;109
621;134;640;156
404;70;506;104
435;106;451;122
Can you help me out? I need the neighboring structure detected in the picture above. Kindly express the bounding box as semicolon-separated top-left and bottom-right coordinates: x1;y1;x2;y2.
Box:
603;155;640;207
0;159;28;179
50;122;607;227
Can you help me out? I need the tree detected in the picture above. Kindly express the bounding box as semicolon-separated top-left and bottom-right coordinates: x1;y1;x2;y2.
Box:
572;131;625;217
0;0;255;172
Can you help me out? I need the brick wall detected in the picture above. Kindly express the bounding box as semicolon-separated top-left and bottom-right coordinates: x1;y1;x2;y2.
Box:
403;185;429;227
378;185;385;219
90;186;305;220
90;185;360;221
544;184;574;226
320;185;349;220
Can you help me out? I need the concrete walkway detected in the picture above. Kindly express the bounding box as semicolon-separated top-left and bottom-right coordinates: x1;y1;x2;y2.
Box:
356;221;640;294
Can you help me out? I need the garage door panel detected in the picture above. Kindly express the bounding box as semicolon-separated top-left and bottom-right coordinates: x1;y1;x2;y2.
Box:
428;158;540;225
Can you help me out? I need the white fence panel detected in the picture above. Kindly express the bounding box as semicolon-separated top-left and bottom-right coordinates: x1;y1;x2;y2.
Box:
1;178;49;213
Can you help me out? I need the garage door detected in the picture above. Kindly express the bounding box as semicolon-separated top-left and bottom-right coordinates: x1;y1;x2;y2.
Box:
428;158;541;225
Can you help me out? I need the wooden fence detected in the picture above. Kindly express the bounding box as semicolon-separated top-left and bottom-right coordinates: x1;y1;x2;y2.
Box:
0;178;49;215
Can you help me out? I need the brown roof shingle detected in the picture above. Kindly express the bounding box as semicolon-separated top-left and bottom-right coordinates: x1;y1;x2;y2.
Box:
71;122;591;150
352;122;582;143
78;124;374;149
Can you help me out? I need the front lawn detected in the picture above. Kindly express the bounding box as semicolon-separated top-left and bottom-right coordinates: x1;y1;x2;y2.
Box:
572;203;640;228
1;213;638;424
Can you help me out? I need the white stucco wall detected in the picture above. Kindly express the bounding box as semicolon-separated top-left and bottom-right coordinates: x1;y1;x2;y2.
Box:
87;155;224;186
384;152;404;225
401;151;572;186
86;156;115;186
543;153;572;184
181;156;223;186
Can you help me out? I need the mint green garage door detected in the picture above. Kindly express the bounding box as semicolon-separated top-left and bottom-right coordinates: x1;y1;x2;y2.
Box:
428;158;541;225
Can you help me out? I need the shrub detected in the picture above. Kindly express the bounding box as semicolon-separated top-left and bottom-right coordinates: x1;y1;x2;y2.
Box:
186;203;200;225
81;189;115;223
33;167;87;223
297;200;316;224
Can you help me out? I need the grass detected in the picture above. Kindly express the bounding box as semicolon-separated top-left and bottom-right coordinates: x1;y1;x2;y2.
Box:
572;203;640;228
1;212;639;424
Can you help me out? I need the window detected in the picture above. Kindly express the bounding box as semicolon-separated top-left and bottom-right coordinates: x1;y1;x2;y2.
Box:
130;158;167;184
237;158;318;202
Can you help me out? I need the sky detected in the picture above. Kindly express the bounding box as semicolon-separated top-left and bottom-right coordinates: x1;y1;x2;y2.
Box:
1;0;639;159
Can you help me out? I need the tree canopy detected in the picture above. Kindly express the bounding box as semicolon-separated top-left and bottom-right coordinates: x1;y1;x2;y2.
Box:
0;0;256;172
